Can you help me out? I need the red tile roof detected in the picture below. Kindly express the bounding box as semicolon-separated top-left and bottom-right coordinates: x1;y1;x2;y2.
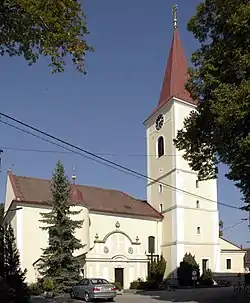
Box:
8;172;162;220
145;28;197;122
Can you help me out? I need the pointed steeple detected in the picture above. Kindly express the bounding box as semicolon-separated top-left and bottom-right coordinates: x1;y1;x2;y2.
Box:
157;5;196;108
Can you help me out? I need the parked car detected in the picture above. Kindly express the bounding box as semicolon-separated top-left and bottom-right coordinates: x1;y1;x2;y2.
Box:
70;278;117;302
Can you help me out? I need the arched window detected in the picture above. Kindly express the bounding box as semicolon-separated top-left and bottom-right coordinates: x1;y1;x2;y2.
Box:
157;136;164;158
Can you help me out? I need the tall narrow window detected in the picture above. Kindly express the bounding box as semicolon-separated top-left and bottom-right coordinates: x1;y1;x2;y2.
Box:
226;259;231;270
196;180;199;188
148;236;155;254
157;136;164;158
159;204;163;212
202;259;208;273
159;184;163;193
197;226;201;234
196;200;200;208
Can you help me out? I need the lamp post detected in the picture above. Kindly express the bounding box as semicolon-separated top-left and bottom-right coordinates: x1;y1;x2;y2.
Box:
0;207;23;277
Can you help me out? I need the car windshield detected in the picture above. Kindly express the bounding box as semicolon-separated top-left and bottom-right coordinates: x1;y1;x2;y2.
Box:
91;279;109;285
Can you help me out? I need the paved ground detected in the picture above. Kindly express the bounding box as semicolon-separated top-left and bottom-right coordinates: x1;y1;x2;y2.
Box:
31;287;250;303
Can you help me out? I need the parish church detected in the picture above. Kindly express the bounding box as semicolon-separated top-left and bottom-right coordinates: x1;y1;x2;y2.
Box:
3;7;246;289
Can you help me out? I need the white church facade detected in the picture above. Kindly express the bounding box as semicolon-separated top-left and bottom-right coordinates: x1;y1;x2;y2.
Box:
3;11;246;289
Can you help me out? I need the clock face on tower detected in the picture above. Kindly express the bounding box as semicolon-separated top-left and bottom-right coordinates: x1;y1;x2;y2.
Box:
155;114;164;131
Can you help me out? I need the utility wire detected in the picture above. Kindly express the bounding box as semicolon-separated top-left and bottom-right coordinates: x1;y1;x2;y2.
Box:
0;146;182;157
0;120;142;181
0;146;70;154
222;220;246;232
0;112;241;210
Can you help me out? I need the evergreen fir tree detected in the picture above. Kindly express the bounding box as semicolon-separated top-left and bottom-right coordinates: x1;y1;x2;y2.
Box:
0;204;4;277
39;161;83;293
3;224;29;303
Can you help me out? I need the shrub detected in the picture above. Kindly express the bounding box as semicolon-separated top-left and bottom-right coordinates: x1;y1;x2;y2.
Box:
27;278;53;296
149;255;166;284
43;278;54;292
113;281;122;291
199;269;213;286
129;278;144;289
177;253;200;287
129;278;161;290
144;280;158;290
28;282;42;295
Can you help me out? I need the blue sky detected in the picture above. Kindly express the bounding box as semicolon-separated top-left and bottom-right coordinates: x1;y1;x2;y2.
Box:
0;0;248;247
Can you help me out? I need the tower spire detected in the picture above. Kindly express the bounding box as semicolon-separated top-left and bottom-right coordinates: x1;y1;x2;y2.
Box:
144;4;197;122
172;4;178;29
156;5;196;108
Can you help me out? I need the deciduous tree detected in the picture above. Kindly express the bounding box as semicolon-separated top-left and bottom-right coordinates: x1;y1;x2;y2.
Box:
0;0;92;73
0;204;4;220
219;220;223;237
174;0;250;209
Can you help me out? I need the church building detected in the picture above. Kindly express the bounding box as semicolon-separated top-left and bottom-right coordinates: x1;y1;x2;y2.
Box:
3;7;245;289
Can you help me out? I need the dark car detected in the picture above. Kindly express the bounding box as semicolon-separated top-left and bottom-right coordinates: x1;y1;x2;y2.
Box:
70;278;117;302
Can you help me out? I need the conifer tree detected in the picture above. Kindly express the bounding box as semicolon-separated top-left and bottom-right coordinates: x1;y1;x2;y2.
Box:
0;204;4;277
39;161;83;293
177;253;200;287
4;224;29;303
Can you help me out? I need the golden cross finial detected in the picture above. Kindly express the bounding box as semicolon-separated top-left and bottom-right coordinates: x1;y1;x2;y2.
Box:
172;4;178;29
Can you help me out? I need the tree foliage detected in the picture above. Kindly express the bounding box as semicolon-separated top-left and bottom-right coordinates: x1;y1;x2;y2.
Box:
0;204;4;220
3;224;29;303
0;0;92;73
177;253;200;286
38;161;83;293
199;269;214;286
219;220;223;237
0;204;4;278
148;255;166;283
174;0;250;208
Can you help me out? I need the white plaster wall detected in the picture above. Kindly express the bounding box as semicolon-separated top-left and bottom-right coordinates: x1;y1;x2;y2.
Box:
220;252;245;273
15;203;89;283
4;175;16;212
88;213;161;259
86;213;161;289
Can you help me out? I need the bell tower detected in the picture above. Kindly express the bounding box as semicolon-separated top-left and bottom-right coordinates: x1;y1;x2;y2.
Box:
144;5;220;278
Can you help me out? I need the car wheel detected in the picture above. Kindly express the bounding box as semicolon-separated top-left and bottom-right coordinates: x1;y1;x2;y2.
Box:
84;292;91;302
107;299;114;302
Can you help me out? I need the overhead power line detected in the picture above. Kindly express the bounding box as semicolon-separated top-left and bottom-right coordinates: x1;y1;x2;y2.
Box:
0;120;142;181
222;220;246;232
0;146;182;157
0;112;241;211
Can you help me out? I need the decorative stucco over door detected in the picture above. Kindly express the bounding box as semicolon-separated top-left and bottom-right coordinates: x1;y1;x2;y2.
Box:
85;229;148;289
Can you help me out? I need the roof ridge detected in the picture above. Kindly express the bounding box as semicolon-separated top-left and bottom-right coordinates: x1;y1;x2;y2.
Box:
12;174;146;202
9;174;162;220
